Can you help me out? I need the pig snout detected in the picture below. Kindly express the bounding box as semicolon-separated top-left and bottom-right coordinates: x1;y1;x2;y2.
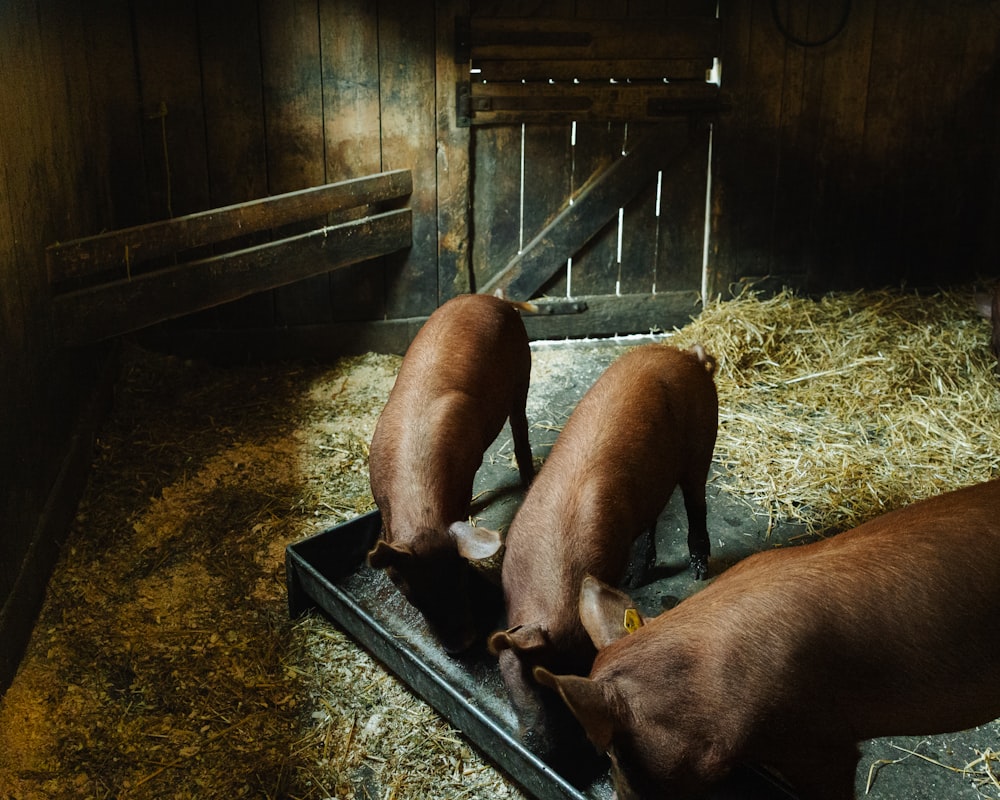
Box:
489;627;602;777
495;648;553;753
368;522;503;654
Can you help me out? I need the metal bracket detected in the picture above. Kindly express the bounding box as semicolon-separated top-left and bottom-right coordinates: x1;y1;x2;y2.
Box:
456;82;472;128
529;299;589;316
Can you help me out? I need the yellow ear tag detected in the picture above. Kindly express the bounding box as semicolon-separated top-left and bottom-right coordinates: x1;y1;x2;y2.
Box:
623;607;642;634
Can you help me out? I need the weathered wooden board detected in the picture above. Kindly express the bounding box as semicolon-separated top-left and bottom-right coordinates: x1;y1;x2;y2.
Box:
471;124;524;294
199;0;269;215
474;58;710;83
47;172;413;285
260;0;330;325
132;0;210;222
198;0;273;327
81;0;149;230
467;82;722;125
436;0;474;300
52;209;412;347
321;0;388;321
889;4;981;286
482;123;697;300
465;16;719;60
810;1;876;287
564;120;624;298
653;126;710;293
379;0;440;318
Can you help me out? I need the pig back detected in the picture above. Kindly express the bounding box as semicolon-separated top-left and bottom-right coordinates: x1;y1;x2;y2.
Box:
592;478;1000;745
369;293;532;527
384;293;530;445
791;479;1000;735
571;343;717;525
502;343;717;629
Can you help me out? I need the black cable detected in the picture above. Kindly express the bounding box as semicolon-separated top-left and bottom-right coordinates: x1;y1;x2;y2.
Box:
771;0;852;47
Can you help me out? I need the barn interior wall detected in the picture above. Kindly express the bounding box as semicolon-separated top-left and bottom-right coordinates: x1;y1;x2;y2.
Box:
713;0;1000;294
0;0;468;694
1;0;998;693
0;0;127;693
464;1;1000;303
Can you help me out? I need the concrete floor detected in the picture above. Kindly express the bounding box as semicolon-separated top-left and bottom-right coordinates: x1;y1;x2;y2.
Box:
469;336;999;800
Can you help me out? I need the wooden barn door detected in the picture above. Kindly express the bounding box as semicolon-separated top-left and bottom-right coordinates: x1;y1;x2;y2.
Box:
460;2;723;337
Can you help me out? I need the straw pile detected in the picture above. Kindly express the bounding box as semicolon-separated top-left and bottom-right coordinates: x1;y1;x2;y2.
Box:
673;287;1000;535
0;287;996;799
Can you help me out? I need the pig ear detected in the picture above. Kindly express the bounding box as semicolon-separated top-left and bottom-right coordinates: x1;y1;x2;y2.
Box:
448;521;503;561
579;575;646;650
488;622;548;656
367;539;412;569
533;667;616;752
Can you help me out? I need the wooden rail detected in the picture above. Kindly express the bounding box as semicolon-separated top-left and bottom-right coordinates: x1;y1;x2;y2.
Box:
48;170;412;346
457;16;723;125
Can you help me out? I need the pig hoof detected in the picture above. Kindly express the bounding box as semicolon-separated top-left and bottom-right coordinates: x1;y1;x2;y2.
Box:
690;555;709;580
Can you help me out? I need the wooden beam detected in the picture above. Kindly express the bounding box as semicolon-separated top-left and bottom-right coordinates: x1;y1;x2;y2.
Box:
468;81;723;124
475;58;711;83
481;124;697;300
435;0;473;300
467;16;720;61
53;208;411;346
47;170;412;285
137;291;705;363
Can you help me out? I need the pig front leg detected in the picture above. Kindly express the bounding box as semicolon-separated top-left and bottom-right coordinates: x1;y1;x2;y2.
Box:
771;744;860;800
623;527;656;589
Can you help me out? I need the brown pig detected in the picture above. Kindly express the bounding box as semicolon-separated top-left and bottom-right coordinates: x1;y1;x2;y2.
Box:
367;293;535;654
488;343;718;765
537;478;1000;800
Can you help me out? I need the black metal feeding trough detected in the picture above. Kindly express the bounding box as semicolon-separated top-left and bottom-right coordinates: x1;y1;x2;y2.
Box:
285;510;799;800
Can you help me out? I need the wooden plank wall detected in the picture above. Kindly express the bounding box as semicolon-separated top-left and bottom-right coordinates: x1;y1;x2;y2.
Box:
0;0;464;694
127;0;460;325
468;0;1000;298
0;0;135;693
713;0;1000;293
470;1;717;304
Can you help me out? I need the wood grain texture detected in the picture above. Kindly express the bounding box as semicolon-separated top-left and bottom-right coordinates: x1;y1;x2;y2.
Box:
322;0;387;320
48;172;413;284
53;209;412;346
378;0;439;317
260;0;330;324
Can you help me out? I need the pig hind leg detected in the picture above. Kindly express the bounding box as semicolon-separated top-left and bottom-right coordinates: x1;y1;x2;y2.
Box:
509;387;535;487
679;474;711;580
